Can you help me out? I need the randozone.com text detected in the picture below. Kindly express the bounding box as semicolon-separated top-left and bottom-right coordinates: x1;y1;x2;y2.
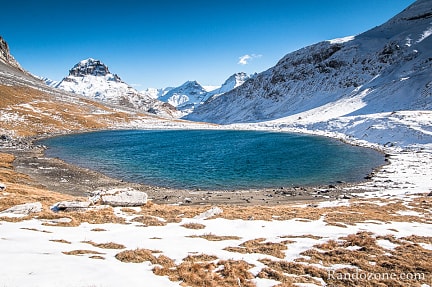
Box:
328;269;426;282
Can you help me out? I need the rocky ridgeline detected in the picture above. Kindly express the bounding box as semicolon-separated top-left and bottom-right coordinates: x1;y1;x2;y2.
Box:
0;36;23;71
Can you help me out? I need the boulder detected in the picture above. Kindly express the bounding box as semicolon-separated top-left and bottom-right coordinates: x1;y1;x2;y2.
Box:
0;202;42;217
90;188;148;207
0;182;6;191
51;201;92;212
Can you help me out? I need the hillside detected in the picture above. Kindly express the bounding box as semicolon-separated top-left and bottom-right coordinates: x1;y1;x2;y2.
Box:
0;37;189;139
187;0;432;146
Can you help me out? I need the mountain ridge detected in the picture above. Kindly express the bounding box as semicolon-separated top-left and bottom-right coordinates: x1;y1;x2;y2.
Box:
187;0;432;127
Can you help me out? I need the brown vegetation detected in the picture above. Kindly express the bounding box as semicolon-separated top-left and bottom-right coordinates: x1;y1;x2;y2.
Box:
153;259;256;287
49;239;71;244
132;215;166;226
181;222;206;229
183;254;218;263
62;250;105;256
224;238;292;259
115;248;174;267
187;233;241;241
82;240;126;250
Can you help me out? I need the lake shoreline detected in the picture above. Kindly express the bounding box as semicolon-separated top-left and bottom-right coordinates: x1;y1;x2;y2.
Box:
1;127;391;206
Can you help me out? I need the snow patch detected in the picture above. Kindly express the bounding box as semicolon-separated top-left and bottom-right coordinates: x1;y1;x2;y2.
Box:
328;35;355;44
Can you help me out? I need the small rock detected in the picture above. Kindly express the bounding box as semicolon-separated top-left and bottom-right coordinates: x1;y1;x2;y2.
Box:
193;207;223;220
184;198;192;204
0;182;6;191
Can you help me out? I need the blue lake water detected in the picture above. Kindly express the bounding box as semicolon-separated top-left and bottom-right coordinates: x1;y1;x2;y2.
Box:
39;129;384;190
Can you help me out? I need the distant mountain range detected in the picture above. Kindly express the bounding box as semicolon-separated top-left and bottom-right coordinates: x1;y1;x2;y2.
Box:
46;58;252;117
141;72;252;116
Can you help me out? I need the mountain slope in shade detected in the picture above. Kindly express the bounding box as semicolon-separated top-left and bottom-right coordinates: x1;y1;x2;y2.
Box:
187;0;432;127
55;59;177;117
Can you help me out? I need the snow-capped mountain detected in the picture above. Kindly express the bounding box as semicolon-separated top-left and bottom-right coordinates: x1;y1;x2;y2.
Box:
203;72;252;102
187;0;432;126
55;59;176;117
156;80;209;114
141;87;172;99
148;72;250;116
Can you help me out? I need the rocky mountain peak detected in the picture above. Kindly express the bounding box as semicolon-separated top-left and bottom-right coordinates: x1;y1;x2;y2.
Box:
68;58;121;82
0;36;23;70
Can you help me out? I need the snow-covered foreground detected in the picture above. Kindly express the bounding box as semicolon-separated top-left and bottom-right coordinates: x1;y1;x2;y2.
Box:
1;199;431;287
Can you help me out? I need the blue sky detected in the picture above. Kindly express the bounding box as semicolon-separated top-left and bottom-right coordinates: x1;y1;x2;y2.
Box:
2;0;415;89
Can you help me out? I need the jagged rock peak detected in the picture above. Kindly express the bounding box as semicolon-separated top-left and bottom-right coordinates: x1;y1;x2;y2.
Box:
69;58;121;81
0;36;23;70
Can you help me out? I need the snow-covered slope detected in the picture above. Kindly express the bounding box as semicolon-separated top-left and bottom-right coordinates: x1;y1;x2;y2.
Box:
203;72;251;103
187;0;432;134
141;87;172;99
55;59;176;117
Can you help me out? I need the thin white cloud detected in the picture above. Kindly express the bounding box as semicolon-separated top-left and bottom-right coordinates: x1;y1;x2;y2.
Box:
238;54;262;65
237;54;262;65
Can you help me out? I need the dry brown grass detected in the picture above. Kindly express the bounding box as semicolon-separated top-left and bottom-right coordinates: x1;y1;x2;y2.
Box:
153;259;256;287
224;238;291;259
402;235;432;245
115;248;175;267
183;254;219;262
279;234;323;240
89;255;105;260
132;215;166;226
90;228;107;232
323;200;432;226
137;203;210;223
82;240;126;250
187;233;242;241
181;222;206;229
20;227;52;233
218;205;322;221
120;207;139;214
62;250;105;256
293;231;432;286
0;85;157;137
49;239;71;244
258;259;328;286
